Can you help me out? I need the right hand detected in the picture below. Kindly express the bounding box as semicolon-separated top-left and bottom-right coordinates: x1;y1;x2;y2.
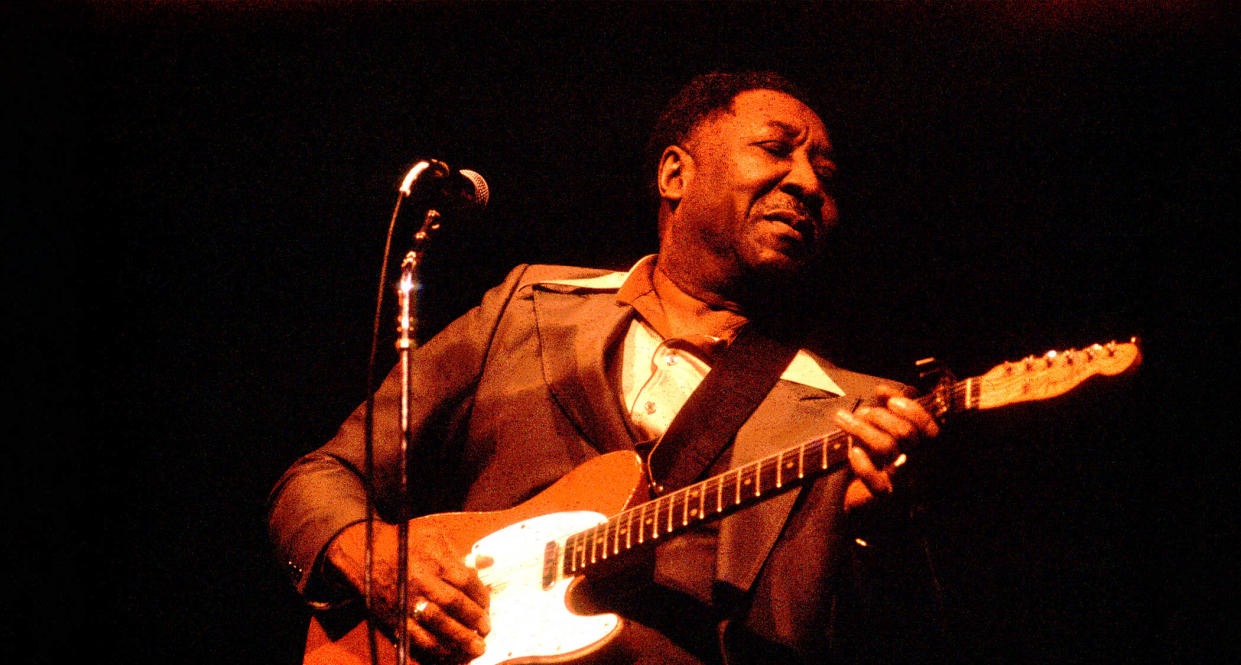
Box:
326;520;492;661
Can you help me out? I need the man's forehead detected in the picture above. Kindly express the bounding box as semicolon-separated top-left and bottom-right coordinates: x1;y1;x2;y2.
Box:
694;89;829;144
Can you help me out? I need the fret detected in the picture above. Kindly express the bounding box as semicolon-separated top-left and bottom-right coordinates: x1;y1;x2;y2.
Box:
598;523;608;560
821;435;828;469
588;525;598;565
797;443;805;479
734;468;742;505
624;509;633;549
775;450;783;488
682;489;690;526
753;462;761;498
612;516;620;556
714;476;723;513
666;494;674;533
650;498;661;539
638;502;649;544
698;483;705;521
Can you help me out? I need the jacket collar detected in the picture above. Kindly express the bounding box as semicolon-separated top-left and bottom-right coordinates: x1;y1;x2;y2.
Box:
537;255;843;397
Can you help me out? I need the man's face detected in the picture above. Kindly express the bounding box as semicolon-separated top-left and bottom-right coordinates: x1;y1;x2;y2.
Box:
666;89;838;286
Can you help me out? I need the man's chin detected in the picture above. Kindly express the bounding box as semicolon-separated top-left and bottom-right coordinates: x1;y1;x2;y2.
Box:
749;246;813;276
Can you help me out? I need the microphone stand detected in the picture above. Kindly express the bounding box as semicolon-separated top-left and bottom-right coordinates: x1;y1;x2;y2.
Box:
365;158;481;665
393;207;442;665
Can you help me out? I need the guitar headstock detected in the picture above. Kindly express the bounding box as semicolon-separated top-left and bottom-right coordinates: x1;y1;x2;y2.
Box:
974;338;1142;410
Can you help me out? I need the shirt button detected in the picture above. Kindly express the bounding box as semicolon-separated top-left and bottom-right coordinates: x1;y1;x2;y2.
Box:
644;401;658;414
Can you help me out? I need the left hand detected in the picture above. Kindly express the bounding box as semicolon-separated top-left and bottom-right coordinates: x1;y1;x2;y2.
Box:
833;384;940;511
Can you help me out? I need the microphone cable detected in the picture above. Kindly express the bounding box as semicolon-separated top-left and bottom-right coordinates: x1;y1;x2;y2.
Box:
361;174;411;665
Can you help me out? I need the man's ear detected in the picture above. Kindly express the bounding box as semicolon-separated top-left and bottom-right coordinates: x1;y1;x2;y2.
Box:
657;145;693;205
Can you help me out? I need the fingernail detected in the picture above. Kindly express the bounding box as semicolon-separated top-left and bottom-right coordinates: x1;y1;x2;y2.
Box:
471;637;487;655
480;615;491;635
890;396;912;409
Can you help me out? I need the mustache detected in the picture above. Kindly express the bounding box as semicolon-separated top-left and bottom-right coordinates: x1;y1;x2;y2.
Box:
755;195;820;226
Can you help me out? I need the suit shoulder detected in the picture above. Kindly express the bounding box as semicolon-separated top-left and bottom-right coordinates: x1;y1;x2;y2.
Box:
510;264;628;291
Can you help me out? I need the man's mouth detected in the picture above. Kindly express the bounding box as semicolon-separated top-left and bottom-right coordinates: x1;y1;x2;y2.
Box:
763;211;815;242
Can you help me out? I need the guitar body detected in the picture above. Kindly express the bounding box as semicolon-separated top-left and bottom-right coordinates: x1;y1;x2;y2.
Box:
304;450;646;665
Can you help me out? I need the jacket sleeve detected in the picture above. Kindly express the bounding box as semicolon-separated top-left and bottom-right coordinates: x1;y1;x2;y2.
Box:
265;264;530;602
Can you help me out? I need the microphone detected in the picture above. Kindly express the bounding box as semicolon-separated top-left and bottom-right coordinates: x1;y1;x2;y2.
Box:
398;159;490;210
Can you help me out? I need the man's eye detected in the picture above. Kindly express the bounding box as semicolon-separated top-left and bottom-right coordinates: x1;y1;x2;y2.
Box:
758;141;793;156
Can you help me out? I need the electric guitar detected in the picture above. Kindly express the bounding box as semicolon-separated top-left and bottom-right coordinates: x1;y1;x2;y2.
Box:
303;339;1142;665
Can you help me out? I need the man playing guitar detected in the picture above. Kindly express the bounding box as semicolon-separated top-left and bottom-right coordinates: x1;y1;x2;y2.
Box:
269;71;944;665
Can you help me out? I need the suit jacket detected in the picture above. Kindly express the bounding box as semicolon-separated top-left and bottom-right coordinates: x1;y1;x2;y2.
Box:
268;262;910;663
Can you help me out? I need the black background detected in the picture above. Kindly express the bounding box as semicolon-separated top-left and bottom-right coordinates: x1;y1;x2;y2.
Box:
10;1;1237;663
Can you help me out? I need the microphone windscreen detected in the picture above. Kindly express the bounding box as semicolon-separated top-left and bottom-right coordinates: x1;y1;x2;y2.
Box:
458;169;490;209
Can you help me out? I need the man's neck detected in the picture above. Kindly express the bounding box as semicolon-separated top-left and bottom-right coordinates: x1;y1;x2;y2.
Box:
653;251;813;346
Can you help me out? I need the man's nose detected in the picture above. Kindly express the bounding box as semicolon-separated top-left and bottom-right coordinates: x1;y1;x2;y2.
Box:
781;154;827;212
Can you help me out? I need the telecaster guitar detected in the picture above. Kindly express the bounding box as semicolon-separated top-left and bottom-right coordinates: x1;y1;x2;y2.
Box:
303;339;1141;665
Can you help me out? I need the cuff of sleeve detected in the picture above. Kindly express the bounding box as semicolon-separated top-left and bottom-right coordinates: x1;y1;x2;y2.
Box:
298;519;368;610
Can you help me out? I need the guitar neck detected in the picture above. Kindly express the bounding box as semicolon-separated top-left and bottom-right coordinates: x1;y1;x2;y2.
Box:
560;338;1140;578
560;379;978;578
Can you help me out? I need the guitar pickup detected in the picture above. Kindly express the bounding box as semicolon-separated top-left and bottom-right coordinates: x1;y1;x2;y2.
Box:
542;539;559;590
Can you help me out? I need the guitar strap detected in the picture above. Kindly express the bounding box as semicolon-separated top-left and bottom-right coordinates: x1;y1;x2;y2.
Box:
646;323;799;494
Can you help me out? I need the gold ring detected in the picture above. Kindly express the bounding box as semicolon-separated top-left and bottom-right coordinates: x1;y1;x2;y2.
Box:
411;598;431;623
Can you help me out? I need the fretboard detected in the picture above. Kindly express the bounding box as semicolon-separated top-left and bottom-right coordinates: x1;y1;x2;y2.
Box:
559;377;979;578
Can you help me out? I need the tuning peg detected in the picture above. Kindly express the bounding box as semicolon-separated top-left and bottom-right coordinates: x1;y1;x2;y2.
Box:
1044;349;1058;367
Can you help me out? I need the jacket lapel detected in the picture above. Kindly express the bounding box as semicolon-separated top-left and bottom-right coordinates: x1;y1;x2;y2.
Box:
716;380;859;595
532;284;636;453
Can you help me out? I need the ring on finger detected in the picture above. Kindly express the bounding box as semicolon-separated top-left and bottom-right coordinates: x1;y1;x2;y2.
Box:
411;598;431;623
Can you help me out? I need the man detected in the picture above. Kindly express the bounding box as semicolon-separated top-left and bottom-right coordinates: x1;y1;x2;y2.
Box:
269;71;941;664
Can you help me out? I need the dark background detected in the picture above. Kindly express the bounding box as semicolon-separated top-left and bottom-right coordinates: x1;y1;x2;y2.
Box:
10;1;1237;663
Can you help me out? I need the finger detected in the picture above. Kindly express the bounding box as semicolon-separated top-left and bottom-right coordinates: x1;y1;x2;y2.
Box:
440;556;492;613
410;597;488;658
855;405;919;444
420;576;491;637
405;614;454;659
875;386;941;438
833;408;898;460
847;440;893;495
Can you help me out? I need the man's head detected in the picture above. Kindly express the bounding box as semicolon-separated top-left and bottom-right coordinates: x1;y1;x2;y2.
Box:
649;72;839;305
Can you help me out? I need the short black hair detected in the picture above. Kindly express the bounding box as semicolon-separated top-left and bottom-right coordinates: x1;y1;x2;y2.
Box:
646;71;818;199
